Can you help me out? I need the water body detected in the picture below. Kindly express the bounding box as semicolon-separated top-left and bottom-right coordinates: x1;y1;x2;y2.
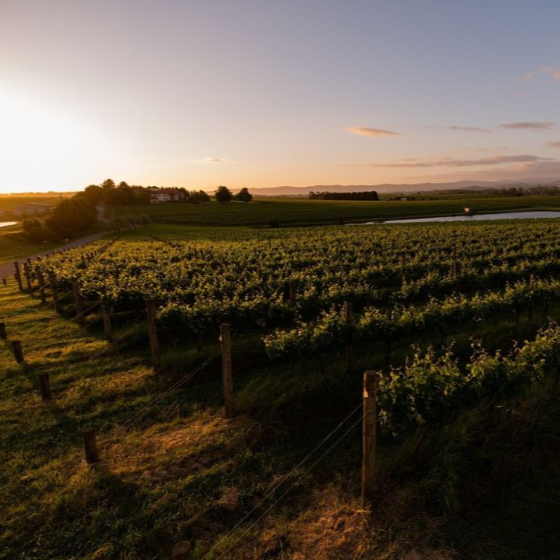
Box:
0;221;17;228
369;211;560;224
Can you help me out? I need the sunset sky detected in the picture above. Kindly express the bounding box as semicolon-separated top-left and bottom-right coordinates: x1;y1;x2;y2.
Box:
1;0;559;192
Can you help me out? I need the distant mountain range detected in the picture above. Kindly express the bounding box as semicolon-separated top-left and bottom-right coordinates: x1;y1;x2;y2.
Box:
249;179;560;196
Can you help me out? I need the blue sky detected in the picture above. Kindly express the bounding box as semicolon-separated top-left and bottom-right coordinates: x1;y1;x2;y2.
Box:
1;0;559;191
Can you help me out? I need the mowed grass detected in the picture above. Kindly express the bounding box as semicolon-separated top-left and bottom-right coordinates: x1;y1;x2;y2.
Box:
2;273;560;559
0;284;270;559
113;195;560;227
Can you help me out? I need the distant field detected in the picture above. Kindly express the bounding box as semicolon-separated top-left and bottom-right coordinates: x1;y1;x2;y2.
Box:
114;195;560;227
0;196;63;213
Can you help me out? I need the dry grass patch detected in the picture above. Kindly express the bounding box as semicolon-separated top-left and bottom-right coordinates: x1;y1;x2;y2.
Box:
105;413;257;482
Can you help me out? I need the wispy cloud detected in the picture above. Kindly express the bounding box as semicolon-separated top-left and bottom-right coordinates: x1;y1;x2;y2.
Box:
417;160;560;183
547;141;560;148
349;154;552;169
187;157;236;164
347;126;403;138
521;67;560;83
499;122;557;130
204;157;232;163
440;125;493;134
540;66;560;82
466;146;508;152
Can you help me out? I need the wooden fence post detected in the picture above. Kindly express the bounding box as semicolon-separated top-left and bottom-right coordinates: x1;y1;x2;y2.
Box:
39;372;52;401
362;370;378;508
172;541;192;560
220;323;234;418
72;279;84;325
528;274;535;322
452;235;458;279
37;270;47;304
12;340;24;364
23;263;32;294
48;271;61;313
146;299;160;370
14;261;23;291
101;299;112;340
289;281;296;308
0;322;7;340
82;429;100;463
345;301;354;373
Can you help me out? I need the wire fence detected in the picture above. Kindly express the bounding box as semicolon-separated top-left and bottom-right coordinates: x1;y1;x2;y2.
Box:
203;407;365;560
1;257;373;560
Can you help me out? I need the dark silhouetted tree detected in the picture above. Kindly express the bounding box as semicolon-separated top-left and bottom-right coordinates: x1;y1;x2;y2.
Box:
45;198;96;239
82;184;104;205
234;188;253;202
191;190;210;203
101;178;116;190
215;186;233;204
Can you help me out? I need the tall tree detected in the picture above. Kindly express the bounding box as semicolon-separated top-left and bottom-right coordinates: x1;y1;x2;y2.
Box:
101;178;116;190
215;185;233;204
234;187;253;202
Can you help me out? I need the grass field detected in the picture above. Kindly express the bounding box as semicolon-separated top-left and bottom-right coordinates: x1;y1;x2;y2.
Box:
113;195;560;227
2;229;560;558
0;223;109;265
0;226;60;263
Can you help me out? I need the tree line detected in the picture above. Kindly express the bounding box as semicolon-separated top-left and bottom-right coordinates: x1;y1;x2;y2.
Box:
309;191;379;201
22;180;253;242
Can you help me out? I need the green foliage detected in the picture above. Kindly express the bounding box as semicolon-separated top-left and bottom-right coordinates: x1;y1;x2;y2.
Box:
45;198;97;240
36;220;560;340
21;217;55;243
377;323;560;437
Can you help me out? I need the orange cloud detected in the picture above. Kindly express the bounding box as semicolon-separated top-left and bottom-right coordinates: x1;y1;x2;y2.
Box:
187;157;235;164
540;66;560;82
547;141;560;148
347;126;403;138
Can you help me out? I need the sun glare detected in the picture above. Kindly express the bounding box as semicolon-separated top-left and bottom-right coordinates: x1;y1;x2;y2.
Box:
0;86;115;192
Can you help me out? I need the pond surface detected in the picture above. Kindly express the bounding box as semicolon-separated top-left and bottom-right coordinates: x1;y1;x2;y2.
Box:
0;221;17;228
370;211;560;224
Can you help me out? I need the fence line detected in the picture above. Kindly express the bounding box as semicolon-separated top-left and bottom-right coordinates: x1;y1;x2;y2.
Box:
73;300;101;322
88;323;144;360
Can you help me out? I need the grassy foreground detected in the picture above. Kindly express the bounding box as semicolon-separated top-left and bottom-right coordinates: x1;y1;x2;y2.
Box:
113;195;560;227
2;275;560;559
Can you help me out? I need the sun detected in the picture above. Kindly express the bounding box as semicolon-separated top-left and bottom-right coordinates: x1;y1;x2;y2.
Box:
0;85;116;192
